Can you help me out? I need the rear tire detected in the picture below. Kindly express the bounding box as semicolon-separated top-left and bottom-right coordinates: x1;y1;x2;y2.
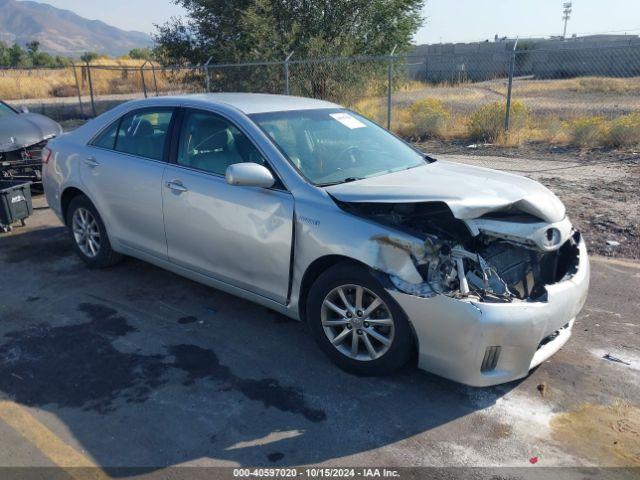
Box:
66;195;122;268
307;262;414;375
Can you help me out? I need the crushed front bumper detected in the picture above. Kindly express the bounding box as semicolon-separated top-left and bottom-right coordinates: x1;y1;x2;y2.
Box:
387;237;590;387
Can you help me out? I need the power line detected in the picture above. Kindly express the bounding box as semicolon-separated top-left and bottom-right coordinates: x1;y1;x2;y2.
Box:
562;2;573;39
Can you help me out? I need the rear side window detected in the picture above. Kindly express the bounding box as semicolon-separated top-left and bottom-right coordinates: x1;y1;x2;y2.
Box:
91;120;119;149
115;108;174;161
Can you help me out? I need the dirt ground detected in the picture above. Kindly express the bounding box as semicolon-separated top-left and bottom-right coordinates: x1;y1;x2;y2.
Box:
419;140;640;260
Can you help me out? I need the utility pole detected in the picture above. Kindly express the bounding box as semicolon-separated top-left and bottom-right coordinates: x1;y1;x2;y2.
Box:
562;2;572;38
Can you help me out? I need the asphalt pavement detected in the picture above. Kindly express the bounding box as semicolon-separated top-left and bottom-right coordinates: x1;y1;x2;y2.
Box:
0;195;638;477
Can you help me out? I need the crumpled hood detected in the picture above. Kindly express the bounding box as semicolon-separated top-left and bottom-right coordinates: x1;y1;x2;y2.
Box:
0;113;62;152
325;160;566;223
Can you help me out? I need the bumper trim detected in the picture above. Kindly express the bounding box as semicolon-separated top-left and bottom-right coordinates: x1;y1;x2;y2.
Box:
530;319;574;369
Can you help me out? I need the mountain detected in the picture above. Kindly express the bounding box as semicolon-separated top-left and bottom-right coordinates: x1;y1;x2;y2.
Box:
0;0;153;57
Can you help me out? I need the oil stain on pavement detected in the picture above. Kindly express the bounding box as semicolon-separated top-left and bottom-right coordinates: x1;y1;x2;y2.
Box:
551;401;640;466
0;302;326;423
170;344;326;422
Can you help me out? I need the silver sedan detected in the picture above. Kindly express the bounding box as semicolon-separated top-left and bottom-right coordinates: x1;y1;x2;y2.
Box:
42;93;589;386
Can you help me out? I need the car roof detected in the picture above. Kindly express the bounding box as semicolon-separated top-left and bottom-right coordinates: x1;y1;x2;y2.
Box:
162;93;341;114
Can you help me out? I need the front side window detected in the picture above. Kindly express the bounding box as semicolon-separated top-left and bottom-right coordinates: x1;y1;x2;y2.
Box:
114;108;174;161
250;108;426;186
177;109;266;176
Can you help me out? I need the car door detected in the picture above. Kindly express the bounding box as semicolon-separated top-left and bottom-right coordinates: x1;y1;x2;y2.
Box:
82;107;174;258
161;108;294;304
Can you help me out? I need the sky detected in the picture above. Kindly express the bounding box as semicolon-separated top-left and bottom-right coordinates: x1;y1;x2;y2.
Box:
29;0;640;44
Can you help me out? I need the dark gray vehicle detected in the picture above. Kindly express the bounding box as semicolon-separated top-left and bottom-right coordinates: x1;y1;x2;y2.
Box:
0;101;62;183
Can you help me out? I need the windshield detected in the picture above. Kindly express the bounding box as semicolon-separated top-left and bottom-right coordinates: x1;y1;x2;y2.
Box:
250;108;426;186
0;102;17;119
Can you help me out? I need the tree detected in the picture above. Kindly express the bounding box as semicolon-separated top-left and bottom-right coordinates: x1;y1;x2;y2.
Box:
80;52;100;64
9;43;29;67
26;41;40;56
128;47;154;60
25;40;56;67
154;0;425;65
0;42;10;66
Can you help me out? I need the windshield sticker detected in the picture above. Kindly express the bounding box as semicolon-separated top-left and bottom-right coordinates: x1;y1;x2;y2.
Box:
330;113;366;129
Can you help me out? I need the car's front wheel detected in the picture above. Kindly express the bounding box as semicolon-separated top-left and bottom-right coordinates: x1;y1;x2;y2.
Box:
307;262;414;375
66;195;122;268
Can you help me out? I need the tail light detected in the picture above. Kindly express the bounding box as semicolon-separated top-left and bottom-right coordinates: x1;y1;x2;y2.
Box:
42;147;52;164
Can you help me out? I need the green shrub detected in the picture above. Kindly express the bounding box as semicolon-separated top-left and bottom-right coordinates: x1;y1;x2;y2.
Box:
569;116;606;147
404;98;449;138
50;84;77;98
467;101;528;142
605;113;640;148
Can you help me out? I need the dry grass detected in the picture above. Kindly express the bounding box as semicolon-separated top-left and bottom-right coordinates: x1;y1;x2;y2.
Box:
3;66;640;151
353;93;640;150
0;59;176;100
512;76;640;95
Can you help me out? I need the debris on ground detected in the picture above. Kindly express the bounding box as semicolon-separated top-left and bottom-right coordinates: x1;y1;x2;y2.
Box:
537;383;547;397
603;353;631;366
606;240;621;247
529;456;539;464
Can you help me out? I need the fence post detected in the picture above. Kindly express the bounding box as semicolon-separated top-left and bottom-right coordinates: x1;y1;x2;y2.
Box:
424;55;428;82
504;38;519;131
151;62;158;96
284;51;294;95
387;45;397;130
72;64;84;117
86;62;96;117
140;61;149;98
204;56;213;92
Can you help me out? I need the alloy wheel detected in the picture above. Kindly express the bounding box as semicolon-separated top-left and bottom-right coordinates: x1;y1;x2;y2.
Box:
72;207;101;258
321;284;395;361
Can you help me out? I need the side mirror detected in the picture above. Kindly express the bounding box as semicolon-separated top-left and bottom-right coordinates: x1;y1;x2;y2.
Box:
226;163;275;188
20;106;29;114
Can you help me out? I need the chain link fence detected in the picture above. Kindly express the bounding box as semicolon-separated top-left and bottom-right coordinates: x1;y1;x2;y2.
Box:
2;41;640;148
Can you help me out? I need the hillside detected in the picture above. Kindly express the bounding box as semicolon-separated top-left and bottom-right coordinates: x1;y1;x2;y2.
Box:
0;0;153;57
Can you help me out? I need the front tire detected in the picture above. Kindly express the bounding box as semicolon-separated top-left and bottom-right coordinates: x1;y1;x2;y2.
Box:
66;195;122;268
307;262;414;375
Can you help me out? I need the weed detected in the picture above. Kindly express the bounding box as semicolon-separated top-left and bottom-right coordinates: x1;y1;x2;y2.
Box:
569;116;606;147
467;101;528;142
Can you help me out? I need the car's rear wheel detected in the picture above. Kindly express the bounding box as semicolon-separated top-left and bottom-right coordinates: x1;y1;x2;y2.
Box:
66;195;122;268
307;262;414;375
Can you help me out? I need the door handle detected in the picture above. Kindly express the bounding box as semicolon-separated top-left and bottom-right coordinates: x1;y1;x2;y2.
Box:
165;180;188;193
84;156;99;167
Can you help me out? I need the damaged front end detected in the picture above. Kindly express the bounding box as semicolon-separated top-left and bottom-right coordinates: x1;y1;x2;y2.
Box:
0;140;49;182
336;200;581;304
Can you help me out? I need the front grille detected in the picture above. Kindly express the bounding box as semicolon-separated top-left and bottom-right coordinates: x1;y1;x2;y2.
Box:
0;140;49;182
481;346;501;372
